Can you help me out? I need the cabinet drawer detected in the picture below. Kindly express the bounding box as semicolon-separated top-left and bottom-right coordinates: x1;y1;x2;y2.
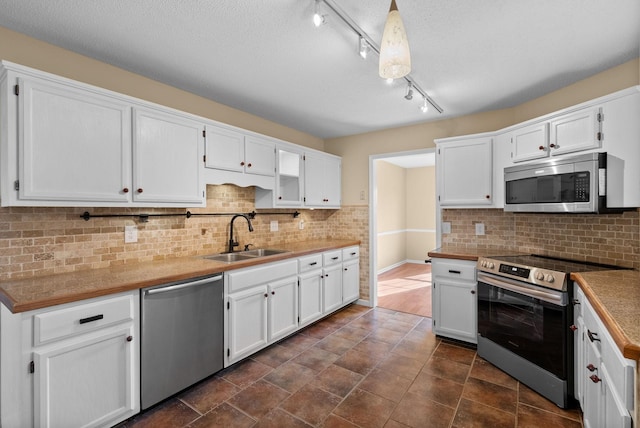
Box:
323;250;342;266
33;294;135;346
432;260;476;282
342;246;359;261
298;254;323;273
227;259;298;293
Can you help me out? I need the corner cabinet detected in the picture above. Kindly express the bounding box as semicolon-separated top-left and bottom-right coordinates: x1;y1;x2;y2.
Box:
431;258;477;344
0;61;206;207
436;136;493;207
0;291;140;428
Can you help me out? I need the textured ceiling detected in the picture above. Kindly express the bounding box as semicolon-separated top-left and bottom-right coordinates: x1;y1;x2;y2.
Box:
0;0;638;139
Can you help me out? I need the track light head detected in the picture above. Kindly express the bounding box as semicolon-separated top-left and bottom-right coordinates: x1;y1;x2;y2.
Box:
420;97;429;113
404;83;413;100
359;37;370;59
313;0;326;27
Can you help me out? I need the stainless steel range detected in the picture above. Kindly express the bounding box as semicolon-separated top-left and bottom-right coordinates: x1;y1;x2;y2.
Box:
476;254;617;408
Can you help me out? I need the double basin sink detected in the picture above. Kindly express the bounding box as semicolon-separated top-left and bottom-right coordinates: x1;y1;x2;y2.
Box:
203;248;290;263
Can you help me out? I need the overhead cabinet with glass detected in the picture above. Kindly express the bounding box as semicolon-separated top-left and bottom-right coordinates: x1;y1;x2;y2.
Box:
0;61;205;207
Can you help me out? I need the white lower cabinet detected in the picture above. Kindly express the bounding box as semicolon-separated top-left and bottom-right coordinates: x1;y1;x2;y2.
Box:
322;250;343;313
342;246;360;304
298;253;324;327
0;291;139;428
575;286;635;428
431;258;477;344
225;259;298;365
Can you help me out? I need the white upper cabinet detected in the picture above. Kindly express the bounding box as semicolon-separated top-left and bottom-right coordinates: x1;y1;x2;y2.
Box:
511;122;549;162
304;151;341;208
0;61;205;207
203;123;276;189
548;107;602;156
436;136;493;207
13;75;132;204
133;107;204;205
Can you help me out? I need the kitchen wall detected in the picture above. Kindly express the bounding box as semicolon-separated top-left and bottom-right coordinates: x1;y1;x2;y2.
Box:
406;167;436;261
441;209;640;270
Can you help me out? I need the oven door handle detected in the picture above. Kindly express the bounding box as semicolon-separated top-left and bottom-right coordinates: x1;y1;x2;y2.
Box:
478;272;566;305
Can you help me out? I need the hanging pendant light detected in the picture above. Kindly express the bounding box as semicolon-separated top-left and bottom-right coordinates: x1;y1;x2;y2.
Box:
379;0;411;79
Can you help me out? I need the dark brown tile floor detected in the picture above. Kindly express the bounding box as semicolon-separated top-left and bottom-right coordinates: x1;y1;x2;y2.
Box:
118;305;583;428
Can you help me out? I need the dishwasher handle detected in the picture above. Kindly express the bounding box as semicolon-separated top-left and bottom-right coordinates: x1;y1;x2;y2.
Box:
145;275;222;296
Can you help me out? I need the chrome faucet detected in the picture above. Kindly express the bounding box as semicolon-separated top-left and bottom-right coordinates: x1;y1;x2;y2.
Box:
228;214;254;253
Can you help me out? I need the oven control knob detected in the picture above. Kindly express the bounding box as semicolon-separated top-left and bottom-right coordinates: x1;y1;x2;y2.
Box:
535;272;545;281
487;262;494;269
480;261;486;267
545;274;555;283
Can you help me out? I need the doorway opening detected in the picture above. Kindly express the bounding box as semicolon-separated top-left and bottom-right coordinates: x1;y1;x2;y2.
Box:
369;149;436;318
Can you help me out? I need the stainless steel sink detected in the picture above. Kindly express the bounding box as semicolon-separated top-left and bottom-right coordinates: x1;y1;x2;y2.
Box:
243;248;289;257
202;253;256;263
202;248;289;263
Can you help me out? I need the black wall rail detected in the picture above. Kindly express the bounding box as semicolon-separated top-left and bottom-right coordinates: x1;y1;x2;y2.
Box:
80;210;300;222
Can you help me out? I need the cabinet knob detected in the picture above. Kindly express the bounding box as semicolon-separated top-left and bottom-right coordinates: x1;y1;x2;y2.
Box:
278;196;282;200
122;187;129;193
572;299;581;306
271;291;275;295
485;195;490;199
549;143;557;148
264;293;268;298
569;325;578;332
470;290;476;294
589;374;601;383
586;363;597;372
344;268;348;271
137;188;143;193
240;161;245;166
126;335;133;342
538;145;545;151
247;163;252;168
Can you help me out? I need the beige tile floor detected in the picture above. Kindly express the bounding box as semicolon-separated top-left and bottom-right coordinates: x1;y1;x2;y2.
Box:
118;305;583;428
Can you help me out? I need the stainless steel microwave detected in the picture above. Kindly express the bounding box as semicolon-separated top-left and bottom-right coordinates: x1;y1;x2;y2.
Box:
504;152;616;213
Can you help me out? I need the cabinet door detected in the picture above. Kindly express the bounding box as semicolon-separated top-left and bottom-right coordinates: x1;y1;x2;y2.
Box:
433;280;477;343
299;270;323;327
244;136;275;176
511;122;549;162
322;265;343;314
437;137;493;206
324;156;342;207
133;107;203;204
268;276;298;342
204;125;245;173
304;152;325;206
549;107;601;156
18;76;131;203
342;259;359;303
228;286;268;363
601;363;632;428
583;338;603;428
276;148;303;206
34;327;136;428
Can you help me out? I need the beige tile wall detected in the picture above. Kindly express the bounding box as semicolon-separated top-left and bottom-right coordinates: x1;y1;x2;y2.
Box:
442;208;640;269
0;185;340;277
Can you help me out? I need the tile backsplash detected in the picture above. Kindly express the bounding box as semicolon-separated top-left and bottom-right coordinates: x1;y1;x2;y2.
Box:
442;208;640;269
0;185;367;284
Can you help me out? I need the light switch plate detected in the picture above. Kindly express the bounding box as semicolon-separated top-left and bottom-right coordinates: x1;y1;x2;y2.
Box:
270;220;278;232
475;223;485;235
442;222;451;234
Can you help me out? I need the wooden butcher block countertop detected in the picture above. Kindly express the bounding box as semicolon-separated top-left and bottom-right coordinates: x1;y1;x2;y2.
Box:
0;239;360;314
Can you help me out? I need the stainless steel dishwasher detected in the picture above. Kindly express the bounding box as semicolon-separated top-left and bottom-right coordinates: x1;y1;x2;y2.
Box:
140;274;223;409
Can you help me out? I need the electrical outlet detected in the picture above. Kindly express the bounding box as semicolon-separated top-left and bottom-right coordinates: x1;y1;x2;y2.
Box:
359;190;365;200
124;225;138;243
442;222;451;234
475;223;485;236
270;220;278;232
299;220;305;230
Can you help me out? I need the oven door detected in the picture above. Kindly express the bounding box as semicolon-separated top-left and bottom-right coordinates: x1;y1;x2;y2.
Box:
477;272;569;379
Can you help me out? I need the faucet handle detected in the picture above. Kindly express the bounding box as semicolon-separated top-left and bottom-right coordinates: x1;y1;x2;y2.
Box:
244;243;254;251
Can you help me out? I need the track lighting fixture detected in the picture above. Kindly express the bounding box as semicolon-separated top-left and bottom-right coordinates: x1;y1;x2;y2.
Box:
310;0;443;114
359;37;370;59
404;83;413;100
313;0;326;27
